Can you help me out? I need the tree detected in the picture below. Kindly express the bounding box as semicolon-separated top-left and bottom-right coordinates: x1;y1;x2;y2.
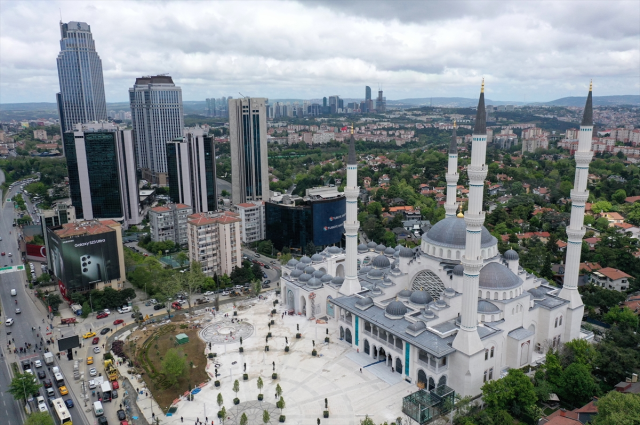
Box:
594;391;640;425
239;413;248;425
253;280;262;297
81;301;91;318
262;410;270;424
305;241;316;255
359;417;376;425
181;261;207;313
558;363;597;407
24;412;55;425
279;252;292;265
593;343;639;386
603;307;639;330
8;372;42;402
277;396;286;415
219;406;227;425
591;201;612;214
257;376;264;396
233;379;240;401
217;392;224;410
161;348;187;387
482;368;537;418
540;254;554;279
560;339;598;369
595;216;610;231
275;383;283;399
612;189;627;204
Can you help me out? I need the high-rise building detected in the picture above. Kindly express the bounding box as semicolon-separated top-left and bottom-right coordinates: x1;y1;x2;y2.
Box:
228;98;269;205
186;211;243;277
63;123;141;226
56;21;107;136
129;75;184;186
365;86;372;101
166;127;217;214
376;90;386;113
328;96;340;114
149;203;193;246
234;201;265;243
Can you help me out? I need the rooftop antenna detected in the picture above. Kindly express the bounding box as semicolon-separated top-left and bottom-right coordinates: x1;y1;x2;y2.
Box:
239;92;247;99
59;8;62;21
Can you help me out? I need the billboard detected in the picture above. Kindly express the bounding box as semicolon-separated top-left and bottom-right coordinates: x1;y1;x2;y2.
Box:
26;244;47;261
46;227;120;292
312;197;346;247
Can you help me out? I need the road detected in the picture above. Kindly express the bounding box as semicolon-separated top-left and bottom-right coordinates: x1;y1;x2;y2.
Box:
0;182;88;425
217;178;231;197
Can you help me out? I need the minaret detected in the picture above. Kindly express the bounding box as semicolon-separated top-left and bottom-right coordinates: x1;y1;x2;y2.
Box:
559;83;591;341
445;120;459;218
340;125;362;295
452;80;487;355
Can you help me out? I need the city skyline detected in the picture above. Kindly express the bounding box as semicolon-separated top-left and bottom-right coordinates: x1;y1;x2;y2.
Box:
0;1;638;104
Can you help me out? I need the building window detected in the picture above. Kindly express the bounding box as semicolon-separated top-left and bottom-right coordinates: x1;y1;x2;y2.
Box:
554;318;558;328
488;368;493;380
559;316;563;326
490;346;494;358
483;370;488;382
485;349;489;360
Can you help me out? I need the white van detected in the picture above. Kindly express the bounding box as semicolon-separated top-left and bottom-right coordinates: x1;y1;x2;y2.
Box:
89;379;96;389
93;401;104;417
118;306;132;314
10;289;17;296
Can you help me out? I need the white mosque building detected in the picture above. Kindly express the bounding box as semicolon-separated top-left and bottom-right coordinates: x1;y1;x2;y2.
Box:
279;82;594;398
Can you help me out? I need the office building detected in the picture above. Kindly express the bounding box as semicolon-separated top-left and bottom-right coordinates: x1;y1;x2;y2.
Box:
166;127;217;214
63;123;141;226
129;75;184;185
229;98;269;205
39;202;76;229
56;21;107;136
149;203;193;246
186;211;242;277
234;201;265;243
376;90;386;113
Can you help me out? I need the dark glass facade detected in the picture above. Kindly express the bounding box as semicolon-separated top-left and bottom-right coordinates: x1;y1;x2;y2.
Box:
63;132;83;218
166;141;180;204
203;135;217;211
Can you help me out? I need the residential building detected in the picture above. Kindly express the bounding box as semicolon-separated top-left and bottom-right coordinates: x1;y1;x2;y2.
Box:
234;201;265;243
186;211;242;277
39;202;76;229
148;203;193;246
229;98;269;205
63;123;141;226
129;75;184;185
166;127;217;213
56;21;107;136
33;130;47;141
600;211;624;226
590;267;632;292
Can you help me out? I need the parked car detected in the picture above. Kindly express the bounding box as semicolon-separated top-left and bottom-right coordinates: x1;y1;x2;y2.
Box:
117;410;126;421
89;368;97;377
221;291;229;296
264;265;271;269
97;313;109;319
100;328;111;335
112;389;118;399
87;357;94;365
111;380;119;390
153;304;164;310
113;319;124;326
93;347;101;354
203;291;214;296
34;360;42;368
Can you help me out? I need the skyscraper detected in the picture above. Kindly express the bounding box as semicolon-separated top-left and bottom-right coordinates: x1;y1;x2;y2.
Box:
229;98;269;205
56;21;107;136
365;86;372;112
376;89;386;113
63;123;140;226
129;75;184;186
166;127;218;214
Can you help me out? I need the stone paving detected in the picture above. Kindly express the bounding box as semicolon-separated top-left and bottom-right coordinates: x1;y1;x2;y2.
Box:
159;293;413;425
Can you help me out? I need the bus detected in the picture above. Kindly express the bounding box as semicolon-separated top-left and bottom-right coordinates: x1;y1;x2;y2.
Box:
52;397;72;425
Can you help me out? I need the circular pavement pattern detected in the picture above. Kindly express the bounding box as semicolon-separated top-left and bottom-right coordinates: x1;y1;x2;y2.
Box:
199;319;254;345
226;400;280;425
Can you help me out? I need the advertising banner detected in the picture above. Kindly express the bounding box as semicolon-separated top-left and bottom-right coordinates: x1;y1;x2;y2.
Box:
26;244;47;260
312;197;346;247
46;227;120;291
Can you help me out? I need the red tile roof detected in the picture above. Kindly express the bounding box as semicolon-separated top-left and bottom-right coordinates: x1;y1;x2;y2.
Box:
54;221;116;238
596;267;632;280
151;206;170;212
625;196;640;203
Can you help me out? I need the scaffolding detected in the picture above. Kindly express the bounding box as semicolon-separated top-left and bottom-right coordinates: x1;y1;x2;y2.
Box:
402;385;455;424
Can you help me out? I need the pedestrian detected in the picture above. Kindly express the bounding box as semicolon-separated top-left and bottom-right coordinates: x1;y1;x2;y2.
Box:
205;417;208;423
42;319;44;323
360;368;362;373
90;328;92;332
181;418;183;423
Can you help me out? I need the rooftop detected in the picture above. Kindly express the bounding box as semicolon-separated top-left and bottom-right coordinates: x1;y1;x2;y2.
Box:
54;220;117;238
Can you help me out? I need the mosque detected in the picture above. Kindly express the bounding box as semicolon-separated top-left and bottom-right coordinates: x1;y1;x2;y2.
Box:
279;82;594;397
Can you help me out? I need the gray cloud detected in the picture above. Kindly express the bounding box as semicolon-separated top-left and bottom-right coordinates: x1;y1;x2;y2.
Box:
0;0;638;103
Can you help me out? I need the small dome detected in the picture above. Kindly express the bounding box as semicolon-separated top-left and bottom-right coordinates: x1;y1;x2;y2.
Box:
360;266;372;274
394;250;400;258
300;256;312;264
410;291;433;305
311;254;324;262
331;276;344;285
328;246;342;254
528;287;546;300
304;266;316;274
313;270;325;278
422;308;435;319
398;289;413;299
299;273;312;282
371;285;382;295
384;246;396;256
504;249;519;261
478;300;501;313
452;264;464;276
376;244;386;253
479;262;522;290
435;299;447;308
358;244;368;252
399;247;414;258
385;300;408;317
321;274;333;282
356;297;374;308
372;255;391;269
287;259;299;267
307;277;322;288
368;269;384;279
290;269;303;279
296;262;307;270
407;321;426;333
443;287;456;297
367;241;377;249
395;245;403;251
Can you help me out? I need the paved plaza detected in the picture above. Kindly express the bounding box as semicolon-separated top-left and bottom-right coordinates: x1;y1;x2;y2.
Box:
149;292;414;425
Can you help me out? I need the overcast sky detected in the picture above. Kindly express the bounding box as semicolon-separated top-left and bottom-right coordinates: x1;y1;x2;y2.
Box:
1;0;639;103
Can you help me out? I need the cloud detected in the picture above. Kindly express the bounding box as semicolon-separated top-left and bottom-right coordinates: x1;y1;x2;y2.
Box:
0;0;638;103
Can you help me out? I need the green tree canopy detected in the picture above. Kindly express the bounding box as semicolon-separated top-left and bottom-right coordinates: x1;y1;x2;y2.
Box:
161;348;187;387
593;391;640;425
558;363;597;407
481;368;537;418
8;372;42;402
24;411;55;425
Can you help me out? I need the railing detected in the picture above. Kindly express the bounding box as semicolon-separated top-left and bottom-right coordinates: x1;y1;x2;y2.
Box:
416;357;448;373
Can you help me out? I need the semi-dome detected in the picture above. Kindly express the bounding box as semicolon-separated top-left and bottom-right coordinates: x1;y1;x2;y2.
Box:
307;277;322;288
528;287;546;300
504;249;519;261
300;256;312;264
382;276;393;285
395;245;403;251
328;246;342;254
385;300;408;317
312;270;325;278
287;259;299;267
311;254;324;262
410;290;433;305
399;247;414;258
368;269;384;279
304;266;316;274
371;284;382;295
376;244;386;253
321;274;333;283
372;255;391;269
299;273;312;283
331;276;344;286
421;308;435;319
384;247;396;256
478;262;522;290
478;300;501;314
443;287;456;298
452;264;465;276
406;321;426;335
423;217;496;249
367;241;377;249
356;297;374;309
358;244;368;252
398;289;413;299
290;269;303;279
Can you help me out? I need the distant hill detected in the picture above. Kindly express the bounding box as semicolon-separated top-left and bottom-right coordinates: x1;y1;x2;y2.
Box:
389;97;525;107
534;95;640;107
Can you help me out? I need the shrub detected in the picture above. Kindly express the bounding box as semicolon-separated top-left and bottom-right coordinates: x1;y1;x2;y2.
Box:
296;333;301;339
234;398;240;405
273;300;279;305
214;380;220;387
208;353;215;358
324;337;329;343
323;411;329;418
243;373;248;380
267;332;272;338
233;311;237;316
271;309;276;314
239;347;244;353
270;319;274;325
284;346;289;352
272;373;278;379
217;411;223;418
180;324;188;329
312;349;317;356
265;346;269;351
258;394;264;401
279;415;286;423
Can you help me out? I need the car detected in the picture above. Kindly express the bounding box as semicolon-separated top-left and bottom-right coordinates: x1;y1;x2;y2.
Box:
264;265;271;269
34;360;42;368
262;283;271;288
263;279;271;285
255;253;261;258
117;409;127;421
100;328;111;335
88;380;96;389
153;304;164;310
5;318;14;326
97;313;109;319
0;252;4;256
46;387;55;398
111;389;118;399
37;370;46;379
93;347;101;354
89;368;97;377
98;417;108;425
59;386;68;395
113;319;124;325
15;308;21;314
178;299;187;305
47;398;54;407
92;337;99;345
111;380;119;390
149;299;157;304
221;291;229;296
7;253;12;257
65;399;74;408
25;368;34;375
102;309;111;315
87;357;94;365
203;291;214;296
82;332;96;339
43;379;52;388
262;272;267;278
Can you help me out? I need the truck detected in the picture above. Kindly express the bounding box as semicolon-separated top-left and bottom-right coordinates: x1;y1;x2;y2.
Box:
70;304;83;316
100;381;112;402
43;352;54;365
104;359;118;382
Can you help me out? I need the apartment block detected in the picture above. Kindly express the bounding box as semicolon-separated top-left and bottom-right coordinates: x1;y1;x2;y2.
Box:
234;201;265;243
149;203;193;246
187;211;242;277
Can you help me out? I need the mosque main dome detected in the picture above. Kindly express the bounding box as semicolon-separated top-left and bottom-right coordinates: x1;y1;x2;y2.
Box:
422;217;496;249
